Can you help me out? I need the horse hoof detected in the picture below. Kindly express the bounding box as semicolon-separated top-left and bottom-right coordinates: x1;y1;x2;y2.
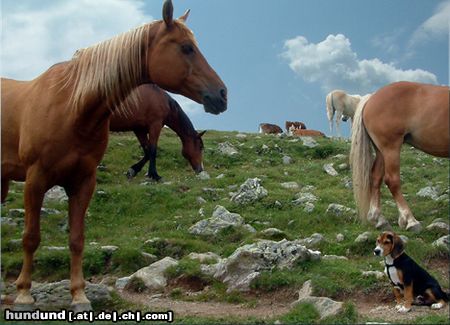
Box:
71;302;92;313
406;222;422;233
13;303;35;311
126;168;136;179
375;219;392;231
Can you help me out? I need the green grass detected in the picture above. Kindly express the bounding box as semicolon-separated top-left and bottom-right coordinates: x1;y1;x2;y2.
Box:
1;129;448;324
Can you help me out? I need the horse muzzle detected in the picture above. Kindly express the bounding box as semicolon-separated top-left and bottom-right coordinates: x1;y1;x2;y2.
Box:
202;88;227;115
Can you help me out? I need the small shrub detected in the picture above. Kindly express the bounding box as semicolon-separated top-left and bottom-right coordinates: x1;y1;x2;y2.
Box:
124;276;147;293
280;303;320;324
110;247;148;274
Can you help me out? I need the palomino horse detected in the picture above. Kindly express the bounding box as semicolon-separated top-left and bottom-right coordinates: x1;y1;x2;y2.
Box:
326;90;366;137
110;84;205;181
350;81;448;232
1;0;226;311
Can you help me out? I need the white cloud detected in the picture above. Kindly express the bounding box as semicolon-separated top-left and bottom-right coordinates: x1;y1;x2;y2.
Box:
1;0;152;80
281;34;438;94
410;0;450;46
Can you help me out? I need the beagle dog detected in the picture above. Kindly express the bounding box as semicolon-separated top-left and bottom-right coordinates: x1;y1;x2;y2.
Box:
374;231;448;313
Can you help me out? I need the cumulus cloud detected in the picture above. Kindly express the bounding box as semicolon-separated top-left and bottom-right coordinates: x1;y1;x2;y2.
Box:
281;34;438;94
1;0;152;80
410;0;450;46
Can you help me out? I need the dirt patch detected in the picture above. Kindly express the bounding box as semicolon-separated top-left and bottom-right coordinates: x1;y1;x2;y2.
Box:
354;299;449;323
119;291;291;320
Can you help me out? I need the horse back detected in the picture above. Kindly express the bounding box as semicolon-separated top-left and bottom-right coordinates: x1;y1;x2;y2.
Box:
363;82;449;157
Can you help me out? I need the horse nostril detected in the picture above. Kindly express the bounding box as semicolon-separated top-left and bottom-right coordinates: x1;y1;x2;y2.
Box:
220;88;227;101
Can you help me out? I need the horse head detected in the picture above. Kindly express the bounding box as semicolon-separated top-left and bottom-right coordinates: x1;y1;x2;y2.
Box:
182;130;206;174
146;0;227;115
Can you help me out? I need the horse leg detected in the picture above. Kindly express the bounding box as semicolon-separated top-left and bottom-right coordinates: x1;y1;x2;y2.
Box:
335;113;342;138
1;178;9;203
146;125;162;181
383;149;421;232
127;130;150;179
66;174;96;312
14;167;47;309
367;149;391;230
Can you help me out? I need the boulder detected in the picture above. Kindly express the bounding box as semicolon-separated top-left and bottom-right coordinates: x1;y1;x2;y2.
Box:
362;271;385;279
326;204;356;217
261;228;285;238
187;252;220;264
189;205;254;236
292;280;343;320
300;137;318;148
218;142;238;156
31;280;111;309
323;164;338;176
45;186;68;203
426;222;449;235
129;257;178;291
303;202;315;213
432;235;449;251
212;239;321;292
281;182;299;190
417;186;440;201
298;233;324;248
292;192;317;206
282;155;292;165
230;178;268;204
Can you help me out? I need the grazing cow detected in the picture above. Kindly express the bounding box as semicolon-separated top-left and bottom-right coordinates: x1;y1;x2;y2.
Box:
292;129;325;137
259;123;283;134
326;90;367;137
285;121;307;133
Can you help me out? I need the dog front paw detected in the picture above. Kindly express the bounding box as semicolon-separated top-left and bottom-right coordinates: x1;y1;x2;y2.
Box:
397;306;411;313
431;302;443;310
395;304;403;311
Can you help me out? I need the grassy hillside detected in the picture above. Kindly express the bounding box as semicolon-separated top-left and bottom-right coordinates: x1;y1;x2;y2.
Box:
1;129;448;324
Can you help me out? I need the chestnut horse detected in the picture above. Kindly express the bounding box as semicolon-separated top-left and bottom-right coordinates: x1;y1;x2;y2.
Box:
110;84;205;181
1;0;226;311
350;82;448;232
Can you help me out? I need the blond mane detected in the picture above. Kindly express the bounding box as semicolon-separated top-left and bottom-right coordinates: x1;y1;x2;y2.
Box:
63;22;155;112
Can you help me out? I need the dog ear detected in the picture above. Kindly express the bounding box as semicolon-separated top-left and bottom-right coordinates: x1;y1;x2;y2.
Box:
391;233;404;258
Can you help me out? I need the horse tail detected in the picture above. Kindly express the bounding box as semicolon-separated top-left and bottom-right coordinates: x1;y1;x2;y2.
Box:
350;94;374;220
326;92;335;132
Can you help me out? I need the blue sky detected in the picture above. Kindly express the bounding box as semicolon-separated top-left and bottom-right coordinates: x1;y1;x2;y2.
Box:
2;0;449;136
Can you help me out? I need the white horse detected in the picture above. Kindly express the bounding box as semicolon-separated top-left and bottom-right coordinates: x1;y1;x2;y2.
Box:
326;90;368;137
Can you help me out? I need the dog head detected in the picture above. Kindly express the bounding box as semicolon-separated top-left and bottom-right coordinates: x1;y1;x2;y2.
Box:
373;231;404;258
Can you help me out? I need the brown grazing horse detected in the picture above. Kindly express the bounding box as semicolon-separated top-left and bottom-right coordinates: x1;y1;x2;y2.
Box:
259;123;283;134
1;0;226;312
350;82;448;232
110;84;205;181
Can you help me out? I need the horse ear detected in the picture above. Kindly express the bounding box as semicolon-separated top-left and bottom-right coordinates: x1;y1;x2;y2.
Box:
179;9;190;23
162;0;174;27
198;130;206;137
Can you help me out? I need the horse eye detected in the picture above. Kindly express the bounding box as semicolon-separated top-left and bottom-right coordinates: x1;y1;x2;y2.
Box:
181;44;194;55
